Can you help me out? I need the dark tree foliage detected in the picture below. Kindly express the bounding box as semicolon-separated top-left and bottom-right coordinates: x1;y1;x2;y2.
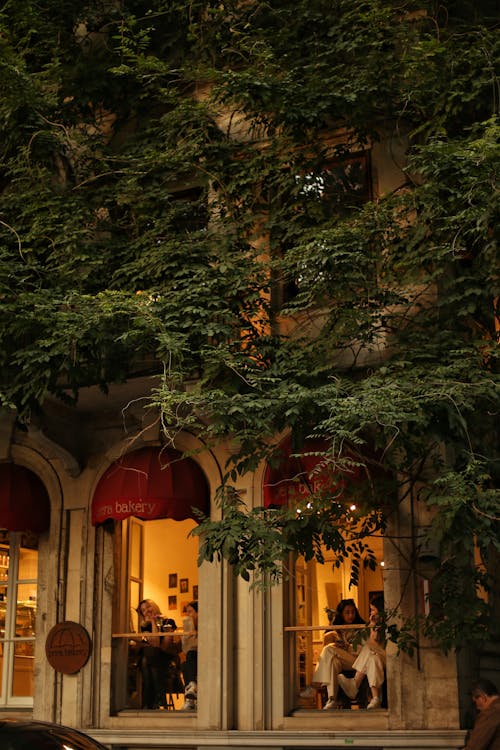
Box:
0;0;498;651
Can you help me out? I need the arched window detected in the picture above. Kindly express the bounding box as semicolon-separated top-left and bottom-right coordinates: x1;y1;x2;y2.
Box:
263;438;387;712
92;446;209;712
0;463;49;707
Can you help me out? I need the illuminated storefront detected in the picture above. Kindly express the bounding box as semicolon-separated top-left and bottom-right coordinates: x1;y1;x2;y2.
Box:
0;421;468;749
0;464;49;708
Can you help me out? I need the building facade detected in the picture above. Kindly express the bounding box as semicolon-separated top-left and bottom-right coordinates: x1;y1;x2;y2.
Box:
0;2;500;750
0;357;479;749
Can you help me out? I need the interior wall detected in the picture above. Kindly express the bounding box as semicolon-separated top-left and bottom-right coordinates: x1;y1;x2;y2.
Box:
313;534;384;623
142;518;199;624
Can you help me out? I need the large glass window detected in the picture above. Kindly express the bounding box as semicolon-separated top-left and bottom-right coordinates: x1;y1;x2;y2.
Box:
112;516;199;713
0;530;38;707
286;533;385;712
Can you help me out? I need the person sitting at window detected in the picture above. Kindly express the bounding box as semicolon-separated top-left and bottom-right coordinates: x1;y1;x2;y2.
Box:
136;598;182;709
180;600;198;711
301;598;365;710
338;594;386;710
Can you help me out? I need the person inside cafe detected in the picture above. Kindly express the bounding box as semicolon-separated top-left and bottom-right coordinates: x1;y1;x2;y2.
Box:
301;598;366;709
136;598;183;709
338;594;386;710
180;600;198;711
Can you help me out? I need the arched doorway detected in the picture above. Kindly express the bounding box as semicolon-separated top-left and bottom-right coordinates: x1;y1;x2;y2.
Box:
91;446;209;712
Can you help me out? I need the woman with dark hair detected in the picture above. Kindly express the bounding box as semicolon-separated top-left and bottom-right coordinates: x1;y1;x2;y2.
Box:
305;598;366;710
136;598;182;709
338;594;386;709
180;600;198;711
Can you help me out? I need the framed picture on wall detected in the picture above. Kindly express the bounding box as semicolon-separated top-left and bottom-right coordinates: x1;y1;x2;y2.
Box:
181;600;190;615
179;578;189;594
168;573;178;589
168;595;177;610
192;585;198;600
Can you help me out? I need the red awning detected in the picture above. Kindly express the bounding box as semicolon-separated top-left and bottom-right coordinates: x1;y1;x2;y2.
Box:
91;446;209;525
263;437;365;508
0;463;51;533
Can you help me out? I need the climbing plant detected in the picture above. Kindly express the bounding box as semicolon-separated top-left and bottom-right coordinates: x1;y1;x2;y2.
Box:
0;0;498;650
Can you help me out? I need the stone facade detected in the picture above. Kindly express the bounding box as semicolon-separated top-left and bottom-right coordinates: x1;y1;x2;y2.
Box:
0;388;468;749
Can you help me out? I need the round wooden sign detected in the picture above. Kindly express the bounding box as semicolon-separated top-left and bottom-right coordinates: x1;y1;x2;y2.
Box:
45;621;92;674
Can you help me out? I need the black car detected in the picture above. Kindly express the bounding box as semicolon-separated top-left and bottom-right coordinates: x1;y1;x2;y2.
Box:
0;718;109;750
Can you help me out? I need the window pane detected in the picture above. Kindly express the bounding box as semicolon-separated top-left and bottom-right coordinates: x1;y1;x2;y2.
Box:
0;543;8;621
130;523;142;581
0;532;38;706
18;541;38;582
12;641;34;697
275;153;371;307
293;533;384;710
0;639;3;699
16;585;37;637
115;517;200;712
141;518;198;630
130;581;140;633
0;539;8;703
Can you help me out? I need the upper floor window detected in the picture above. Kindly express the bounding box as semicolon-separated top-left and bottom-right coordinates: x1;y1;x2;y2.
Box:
296;153;371;220
272;152;371;310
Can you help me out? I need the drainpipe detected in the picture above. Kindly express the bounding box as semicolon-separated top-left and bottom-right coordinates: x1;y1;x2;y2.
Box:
410;482;422;671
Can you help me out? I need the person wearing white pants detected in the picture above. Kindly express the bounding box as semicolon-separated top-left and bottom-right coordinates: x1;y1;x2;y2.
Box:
301;599;365;710
338;595;386;710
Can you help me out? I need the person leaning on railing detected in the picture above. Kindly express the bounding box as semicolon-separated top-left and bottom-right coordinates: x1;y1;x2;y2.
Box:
338;594;386;710
300;598;366;710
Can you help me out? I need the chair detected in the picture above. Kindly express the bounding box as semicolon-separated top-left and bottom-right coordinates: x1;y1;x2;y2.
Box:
164;692;176;710
164;654;184;711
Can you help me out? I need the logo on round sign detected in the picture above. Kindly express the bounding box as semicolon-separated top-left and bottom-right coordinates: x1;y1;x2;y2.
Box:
45;621;92;674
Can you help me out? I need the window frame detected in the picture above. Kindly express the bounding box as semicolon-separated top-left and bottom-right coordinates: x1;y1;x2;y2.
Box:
0;531;38;708
270;149;373;314
284;542;385;714
110;516;201;714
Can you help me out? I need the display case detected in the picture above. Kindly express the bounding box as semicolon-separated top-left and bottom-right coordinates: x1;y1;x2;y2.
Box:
0;536;38;700
0;601;36;639
0;599;36;695
0;549;8;585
